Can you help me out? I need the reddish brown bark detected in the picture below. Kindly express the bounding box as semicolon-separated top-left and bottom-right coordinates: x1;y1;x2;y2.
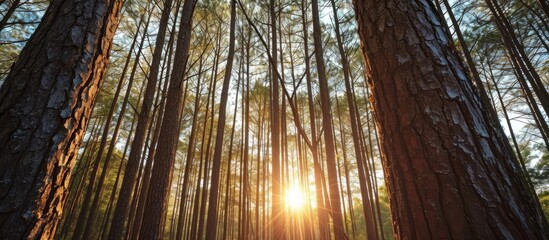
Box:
0;0;123;237
353;0;548;239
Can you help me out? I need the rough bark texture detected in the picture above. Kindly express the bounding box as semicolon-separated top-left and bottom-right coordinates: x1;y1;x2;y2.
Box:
353;0;548;239
0;0;122;237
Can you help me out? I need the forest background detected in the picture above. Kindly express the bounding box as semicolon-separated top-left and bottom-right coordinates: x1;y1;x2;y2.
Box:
0;0;547;239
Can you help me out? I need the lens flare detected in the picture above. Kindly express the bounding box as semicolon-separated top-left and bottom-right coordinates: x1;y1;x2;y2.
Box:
285;186;305;210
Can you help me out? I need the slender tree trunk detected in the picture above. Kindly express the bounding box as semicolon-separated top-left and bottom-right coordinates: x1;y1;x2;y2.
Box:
0;0;20;32
310;0;347;238
205;1;237;238
107;0;175;234
128;3;179;237
0;0;123;236
300;2;329;238
329;1;378;239
139;0;195;238
486;0;549;115
269;0;284;238
175;56;205;240
353;0;549;238
99;112;136;239
221;69;241;240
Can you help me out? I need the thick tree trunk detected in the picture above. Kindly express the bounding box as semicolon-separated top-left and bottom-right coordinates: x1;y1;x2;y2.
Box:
353;0;548;239
0;0;122;237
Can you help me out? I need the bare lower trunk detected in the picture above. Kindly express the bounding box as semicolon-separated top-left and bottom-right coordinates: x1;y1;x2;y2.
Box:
353;0;548;238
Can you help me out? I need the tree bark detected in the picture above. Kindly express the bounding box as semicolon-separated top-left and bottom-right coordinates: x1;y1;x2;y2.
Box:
0;0;123;236
353;0;549;238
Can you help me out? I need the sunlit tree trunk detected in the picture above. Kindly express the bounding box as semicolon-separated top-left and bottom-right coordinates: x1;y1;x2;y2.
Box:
82;12;152;240
57;117;102;239
0;0;123;236
300;2;329;239
107;0;177;235
139;0;195;238
72;10;146;239
353;0;549;238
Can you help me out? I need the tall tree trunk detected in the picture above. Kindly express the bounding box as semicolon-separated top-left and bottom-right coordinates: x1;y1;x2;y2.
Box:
205;1;237;238
175;56;205;240
353;0;549;238
107;0;176;235
485;0;549;116
270;0;283;238
99;112;136;239
128;3;179;237
310;0;347;238
139;0;195;238
329;1;378;239
0;0;123;236
300;2;329;238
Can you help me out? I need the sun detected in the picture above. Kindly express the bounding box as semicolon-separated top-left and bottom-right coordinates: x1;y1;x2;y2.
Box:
285;186;305;210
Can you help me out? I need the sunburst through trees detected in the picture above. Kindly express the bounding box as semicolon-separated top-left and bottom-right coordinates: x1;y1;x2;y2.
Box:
0;0;547;239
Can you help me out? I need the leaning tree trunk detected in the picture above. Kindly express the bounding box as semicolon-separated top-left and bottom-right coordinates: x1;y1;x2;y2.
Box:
0;0;122;237
353;0;548;239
